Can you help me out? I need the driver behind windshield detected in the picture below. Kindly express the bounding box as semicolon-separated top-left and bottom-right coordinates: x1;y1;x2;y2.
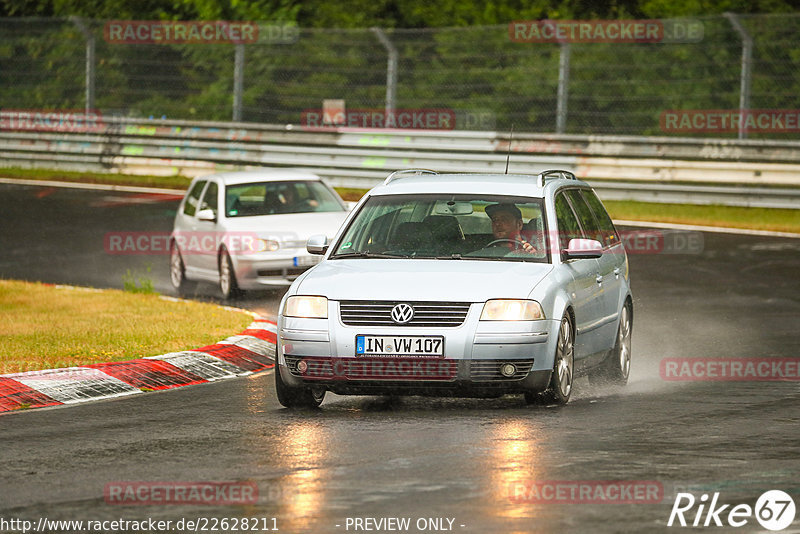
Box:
485;203;537;253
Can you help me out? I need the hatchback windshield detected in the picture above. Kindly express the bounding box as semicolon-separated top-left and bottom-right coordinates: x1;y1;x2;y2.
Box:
225;180;345;217
331;194;549;262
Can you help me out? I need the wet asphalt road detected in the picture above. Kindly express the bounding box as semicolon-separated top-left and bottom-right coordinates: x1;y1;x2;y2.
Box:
1;183;799;533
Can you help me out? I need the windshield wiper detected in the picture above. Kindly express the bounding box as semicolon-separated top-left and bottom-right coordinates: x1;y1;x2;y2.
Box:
330;251;410;259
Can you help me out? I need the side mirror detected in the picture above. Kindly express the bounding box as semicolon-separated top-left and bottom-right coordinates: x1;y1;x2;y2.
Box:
307;234;329;255
196;209;216;222
563;238;603;260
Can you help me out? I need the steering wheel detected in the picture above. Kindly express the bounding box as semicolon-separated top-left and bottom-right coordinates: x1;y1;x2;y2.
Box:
486;238;525;247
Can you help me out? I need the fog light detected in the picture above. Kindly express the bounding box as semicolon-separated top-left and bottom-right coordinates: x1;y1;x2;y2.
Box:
500;363;517;377
297;360;308;374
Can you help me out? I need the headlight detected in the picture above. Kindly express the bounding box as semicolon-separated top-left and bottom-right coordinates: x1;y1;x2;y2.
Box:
253;238;280;252
284;296;328;318
480;299;544;321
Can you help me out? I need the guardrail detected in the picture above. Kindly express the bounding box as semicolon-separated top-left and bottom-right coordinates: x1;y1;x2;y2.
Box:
1;117;800;208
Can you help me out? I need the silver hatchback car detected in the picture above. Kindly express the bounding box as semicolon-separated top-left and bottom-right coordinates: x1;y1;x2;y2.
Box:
276;170;632;407
170;170;349;299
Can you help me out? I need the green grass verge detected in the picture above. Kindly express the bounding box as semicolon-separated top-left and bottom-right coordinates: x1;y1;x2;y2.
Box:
0;280;253;374
604;201;800;234
0;167;192;189
2;167;798;232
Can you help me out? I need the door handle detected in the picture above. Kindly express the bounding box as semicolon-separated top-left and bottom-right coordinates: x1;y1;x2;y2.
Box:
613;267;621;278
595;275;603;284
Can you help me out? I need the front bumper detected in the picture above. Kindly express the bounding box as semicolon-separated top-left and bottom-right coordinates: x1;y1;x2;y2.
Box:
277;301;560;396
232;251;321;288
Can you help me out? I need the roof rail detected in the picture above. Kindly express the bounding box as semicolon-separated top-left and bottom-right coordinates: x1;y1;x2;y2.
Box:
537;169;577;187
384;169;438;185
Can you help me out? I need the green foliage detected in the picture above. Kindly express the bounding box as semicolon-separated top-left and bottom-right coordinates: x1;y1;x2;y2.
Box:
1;3;799;137
122;265;156;294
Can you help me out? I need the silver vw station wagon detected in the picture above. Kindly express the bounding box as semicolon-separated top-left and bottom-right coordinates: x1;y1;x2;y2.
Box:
276;170;632;407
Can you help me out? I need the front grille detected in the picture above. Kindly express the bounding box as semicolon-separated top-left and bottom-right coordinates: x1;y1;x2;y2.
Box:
284;356;457;381
257;267;306;278
470;360;535;381
339;301;472;327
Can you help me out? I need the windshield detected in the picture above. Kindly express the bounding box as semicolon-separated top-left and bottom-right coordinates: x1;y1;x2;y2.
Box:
331;193;549;262
225;180;345;217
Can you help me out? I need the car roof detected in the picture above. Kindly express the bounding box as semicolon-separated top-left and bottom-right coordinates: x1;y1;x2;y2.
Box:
367;172;592;198
196;169;324;186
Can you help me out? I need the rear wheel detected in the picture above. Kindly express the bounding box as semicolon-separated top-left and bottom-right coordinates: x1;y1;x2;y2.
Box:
275;366;326;408
169;243;195;295
219;248;241;300
535;313;574;405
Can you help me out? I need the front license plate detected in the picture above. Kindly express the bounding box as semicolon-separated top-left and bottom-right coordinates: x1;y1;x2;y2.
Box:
293;255;321;267
356;335;444;357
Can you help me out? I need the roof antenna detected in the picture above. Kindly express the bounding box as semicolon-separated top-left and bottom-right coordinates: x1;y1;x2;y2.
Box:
504;124;515;174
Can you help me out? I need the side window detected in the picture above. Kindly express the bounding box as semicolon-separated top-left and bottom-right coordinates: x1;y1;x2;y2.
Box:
183;180;207;217
554;193;583;251
581;189;619;247
566;189;602;243
199;182;218;217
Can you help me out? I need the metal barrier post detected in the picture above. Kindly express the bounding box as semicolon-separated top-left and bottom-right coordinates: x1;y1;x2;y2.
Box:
724;12;753;140
70;17;95;113
371;27;398;120
556;42;571;134
233;44;245;122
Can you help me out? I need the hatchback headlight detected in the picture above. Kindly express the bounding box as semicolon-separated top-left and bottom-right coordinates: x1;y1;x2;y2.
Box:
284;296;328;318
480;299;544;321
253;238;280;252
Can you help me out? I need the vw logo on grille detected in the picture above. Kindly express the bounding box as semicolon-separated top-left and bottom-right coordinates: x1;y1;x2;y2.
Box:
390;303;415;324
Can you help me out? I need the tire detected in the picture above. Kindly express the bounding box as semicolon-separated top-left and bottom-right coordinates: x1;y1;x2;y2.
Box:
169;243;195;295
218;248;241;300
591;302;632;386
536;313;574;405
275;366;326;408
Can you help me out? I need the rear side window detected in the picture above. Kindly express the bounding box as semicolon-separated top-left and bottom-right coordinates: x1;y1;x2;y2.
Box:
566;189;603;243
183;180;207;217
554;193;582;250
581;189;619;247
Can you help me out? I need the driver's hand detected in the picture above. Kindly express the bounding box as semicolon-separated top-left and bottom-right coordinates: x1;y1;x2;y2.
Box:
519;239;537;253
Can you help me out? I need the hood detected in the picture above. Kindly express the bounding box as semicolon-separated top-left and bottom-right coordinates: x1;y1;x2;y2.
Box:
223;211;348;245
295;259;553;302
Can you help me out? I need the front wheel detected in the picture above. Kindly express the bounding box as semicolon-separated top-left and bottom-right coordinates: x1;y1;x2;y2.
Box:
169;243;195;295
275;366;326;408
537;313;574;405
591;302;632;386
218;248;241;300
